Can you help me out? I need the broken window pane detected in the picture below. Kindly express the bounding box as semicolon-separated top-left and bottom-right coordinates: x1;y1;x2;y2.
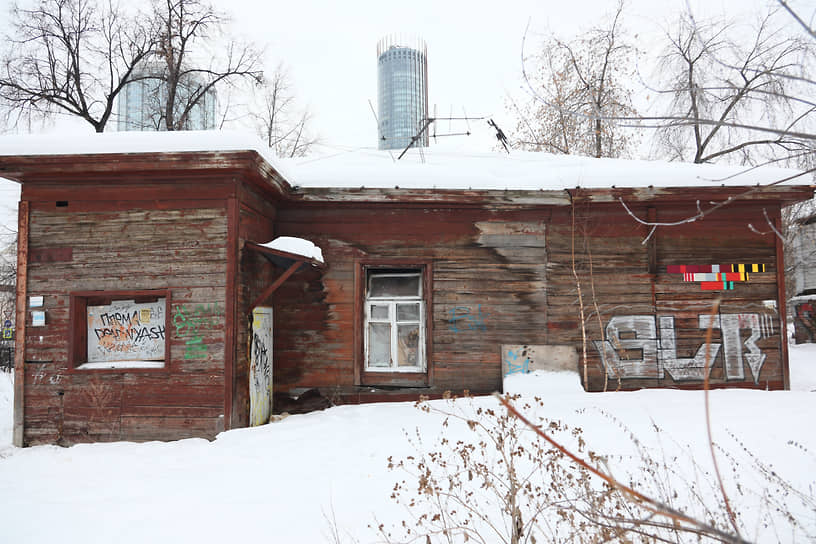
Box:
397;324;420;367
368;274;420;298
368;323;391;367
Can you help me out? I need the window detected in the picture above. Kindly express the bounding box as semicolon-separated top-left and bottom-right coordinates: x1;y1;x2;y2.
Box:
365;271;425;372
356;263;432;386
70;290;170;370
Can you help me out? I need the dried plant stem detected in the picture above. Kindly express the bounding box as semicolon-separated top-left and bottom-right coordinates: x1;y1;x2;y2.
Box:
587;234;621;392
494;393;751;544
570;196;589;388
703;298;742;537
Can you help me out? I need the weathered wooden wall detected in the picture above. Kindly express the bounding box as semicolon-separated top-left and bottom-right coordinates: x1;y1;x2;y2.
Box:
545;200;783;391
274;205;552;397
275;197;787;398
22;203;229;445
234;183;277;427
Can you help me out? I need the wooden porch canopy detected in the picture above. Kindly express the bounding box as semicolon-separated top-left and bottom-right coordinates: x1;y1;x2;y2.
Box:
245;241;325;312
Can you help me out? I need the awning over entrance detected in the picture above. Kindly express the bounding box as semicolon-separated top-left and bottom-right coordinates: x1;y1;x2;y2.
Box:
245;237;325;312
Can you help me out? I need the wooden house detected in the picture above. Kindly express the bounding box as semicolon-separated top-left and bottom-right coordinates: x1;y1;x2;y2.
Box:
1;132;812;446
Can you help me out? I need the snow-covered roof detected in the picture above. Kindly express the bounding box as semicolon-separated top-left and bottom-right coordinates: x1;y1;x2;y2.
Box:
0;130;295;182
280;148;811;191
0;131;810;192
0;129;269;157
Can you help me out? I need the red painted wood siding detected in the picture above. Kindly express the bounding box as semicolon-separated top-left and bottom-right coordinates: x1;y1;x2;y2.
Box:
22;206;228;445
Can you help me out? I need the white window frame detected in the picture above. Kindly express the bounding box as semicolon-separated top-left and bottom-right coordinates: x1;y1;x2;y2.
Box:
364;271;426;372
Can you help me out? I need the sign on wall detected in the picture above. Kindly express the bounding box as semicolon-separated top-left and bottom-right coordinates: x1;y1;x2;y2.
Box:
2;319;12;339
87;299;166;362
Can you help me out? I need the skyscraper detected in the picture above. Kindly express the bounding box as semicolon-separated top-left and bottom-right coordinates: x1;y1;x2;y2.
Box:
377;36;428;151
117;63;217;132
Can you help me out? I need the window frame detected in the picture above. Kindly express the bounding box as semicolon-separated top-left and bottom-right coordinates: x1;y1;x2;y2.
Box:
364;272;425;373
355;260;433;387
69;289;171;373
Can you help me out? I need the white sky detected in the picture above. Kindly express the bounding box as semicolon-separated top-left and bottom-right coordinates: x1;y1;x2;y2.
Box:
1;0;803;155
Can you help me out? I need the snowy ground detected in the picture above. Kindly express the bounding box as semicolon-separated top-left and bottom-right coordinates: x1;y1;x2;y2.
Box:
0;346;814;543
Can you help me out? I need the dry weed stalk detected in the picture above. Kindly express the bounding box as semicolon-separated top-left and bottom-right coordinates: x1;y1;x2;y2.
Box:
569;196;589;388
494;393;750;543
381;395;620;544
584;229;622;392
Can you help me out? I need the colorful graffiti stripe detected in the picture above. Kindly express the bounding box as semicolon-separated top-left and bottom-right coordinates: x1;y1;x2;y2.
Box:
683;272;747;282
667;264;765;291
701;281;734;291
667;264;766;274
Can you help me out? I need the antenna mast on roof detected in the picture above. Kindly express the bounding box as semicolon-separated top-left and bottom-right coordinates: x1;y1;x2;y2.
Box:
396;112;487;160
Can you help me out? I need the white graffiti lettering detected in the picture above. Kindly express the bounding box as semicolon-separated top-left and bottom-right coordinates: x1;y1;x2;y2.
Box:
595;313;773;383
594;316;659;379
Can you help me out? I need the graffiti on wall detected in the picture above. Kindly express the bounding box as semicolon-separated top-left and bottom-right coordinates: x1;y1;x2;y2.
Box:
249;307;273;427
87;299;166;362
503;346;531;376
172;302;224;360
502;345;578;377
667;264;766;290
593;313;776;383
448;305;489;333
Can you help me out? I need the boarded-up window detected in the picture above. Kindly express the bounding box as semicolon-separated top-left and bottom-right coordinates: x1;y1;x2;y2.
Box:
87;299;166;363
70;290;170;370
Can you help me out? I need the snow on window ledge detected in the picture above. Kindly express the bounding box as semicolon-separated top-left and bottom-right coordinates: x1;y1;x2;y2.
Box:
76;360;165;370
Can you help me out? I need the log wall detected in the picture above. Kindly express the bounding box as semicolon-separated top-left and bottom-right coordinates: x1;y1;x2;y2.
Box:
547;201;784;391
22;202;229;445
275;198;787;397
234;183;278;426
274;205;552;396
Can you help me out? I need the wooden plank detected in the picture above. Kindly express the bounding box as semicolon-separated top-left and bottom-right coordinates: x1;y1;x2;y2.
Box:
13;201;29;447
647;207;657;274
225;197;238;429
249;261;302;311
120;415;222;442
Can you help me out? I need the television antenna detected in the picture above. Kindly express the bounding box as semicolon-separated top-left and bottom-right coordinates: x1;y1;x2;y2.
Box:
397;109;488;160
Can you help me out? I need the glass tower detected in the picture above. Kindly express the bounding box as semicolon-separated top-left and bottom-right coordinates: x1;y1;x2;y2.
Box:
377;36;428;151
117;63;217;132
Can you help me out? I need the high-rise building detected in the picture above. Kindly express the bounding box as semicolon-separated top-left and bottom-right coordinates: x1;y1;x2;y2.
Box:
377;36;428;151
117;63;217;132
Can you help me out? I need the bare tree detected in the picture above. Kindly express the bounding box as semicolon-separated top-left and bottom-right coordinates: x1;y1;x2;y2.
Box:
0;0;154;132
650;7;813;165
248;65;318;158
150;0;263;131
0;0;265;133
511;1;639;158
